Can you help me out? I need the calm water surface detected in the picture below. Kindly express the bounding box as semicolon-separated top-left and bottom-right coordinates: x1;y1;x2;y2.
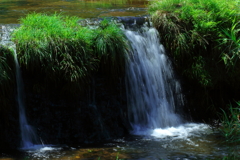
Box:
0;0;149;24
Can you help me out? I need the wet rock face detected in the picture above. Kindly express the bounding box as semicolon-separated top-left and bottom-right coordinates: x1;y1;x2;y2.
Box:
0;71;130;149
0;100;21;150
24;73;130;146
79;16;151;29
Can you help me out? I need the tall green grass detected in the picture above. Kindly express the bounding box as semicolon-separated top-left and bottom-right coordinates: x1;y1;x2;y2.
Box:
94;19;128;85
0;44;16;123
12;13;97;85
148;0;240;120
0;45;13;84
11;13;128;95
220;20;240;69
0;44;15;98
218;102;240;159
218;102;240;143
149;0;239;87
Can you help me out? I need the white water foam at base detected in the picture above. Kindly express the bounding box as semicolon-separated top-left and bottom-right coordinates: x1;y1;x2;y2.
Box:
26;146;62;159
151;123;211;140
21;144;55;150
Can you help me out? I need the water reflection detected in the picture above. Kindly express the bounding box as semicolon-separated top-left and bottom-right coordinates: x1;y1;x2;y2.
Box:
0;0;148;24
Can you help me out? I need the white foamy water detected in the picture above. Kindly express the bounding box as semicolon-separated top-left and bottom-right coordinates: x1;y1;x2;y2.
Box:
125;26;184;134
124;26;212;145
26;146;62;159
151;123;211;139
1;25;41;149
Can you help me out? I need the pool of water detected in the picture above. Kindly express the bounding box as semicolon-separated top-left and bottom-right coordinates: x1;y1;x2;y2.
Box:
0;123;237;160
0;0;149;24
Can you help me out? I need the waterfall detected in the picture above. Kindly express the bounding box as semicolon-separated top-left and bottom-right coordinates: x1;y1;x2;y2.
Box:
124;27;184;134
14;47;40;149
1;25;40;149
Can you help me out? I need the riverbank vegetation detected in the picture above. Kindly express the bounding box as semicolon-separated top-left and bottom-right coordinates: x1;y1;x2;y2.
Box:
0;3;239;156
0;45;15;119
149;1;239;158
149;0;240;121
0;13;130;148
0;45;18;149
218;101;240;159
11;13;128;97
218;102;240;143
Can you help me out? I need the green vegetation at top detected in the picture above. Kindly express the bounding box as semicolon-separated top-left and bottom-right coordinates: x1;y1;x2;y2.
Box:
148;0;239;119
12;13;96;84
149;0;239;86
149;1;240;157
12;13;128;94
95;19;128;83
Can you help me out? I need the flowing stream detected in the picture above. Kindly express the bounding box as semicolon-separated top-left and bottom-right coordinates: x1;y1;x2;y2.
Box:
1;26;40;149
0;0;148;24
14;46;41;149
125;26;184;134
0;24;236;160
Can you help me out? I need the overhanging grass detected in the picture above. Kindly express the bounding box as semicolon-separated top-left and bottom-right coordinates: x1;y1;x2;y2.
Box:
0;44;16;122
148;0;240;120
11;13;129;95
12;13;97;85
94;19;129;83
0;44;15;96
149;0;239;87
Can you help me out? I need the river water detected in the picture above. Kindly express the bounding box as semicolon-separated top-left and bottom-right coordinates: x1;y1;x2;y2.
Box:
0;1;238;159
0;0;148;24
0;126;234;159
0;24;237;160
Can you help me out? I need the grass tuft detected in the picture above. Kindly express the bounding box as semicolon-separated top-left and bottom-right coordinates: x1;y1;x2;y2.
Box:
149;0;239;87
11;13;129;95
12;13;97;85
0;44;16;124
94;19;129;83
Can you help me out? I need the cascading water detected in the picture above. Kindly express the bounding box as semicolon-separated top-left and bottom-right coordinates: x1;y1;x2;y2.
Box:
0;22;229;160
124;26;184;134
1;25;40;149
14;47;40;149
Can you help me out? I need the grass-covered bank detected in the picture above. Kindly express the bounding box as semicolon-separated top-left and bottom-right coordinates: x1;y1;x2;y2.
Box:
0;45;15;120
149;0;240;121
0;45;19;149
0;13;130;148
12;13;129;98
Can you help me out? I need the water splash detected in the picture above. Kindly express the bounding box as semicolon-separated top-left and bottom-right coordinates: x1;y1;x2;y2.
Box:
1;25;40;149
26;146;61;159
151;123;211;139
125;27;184;134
